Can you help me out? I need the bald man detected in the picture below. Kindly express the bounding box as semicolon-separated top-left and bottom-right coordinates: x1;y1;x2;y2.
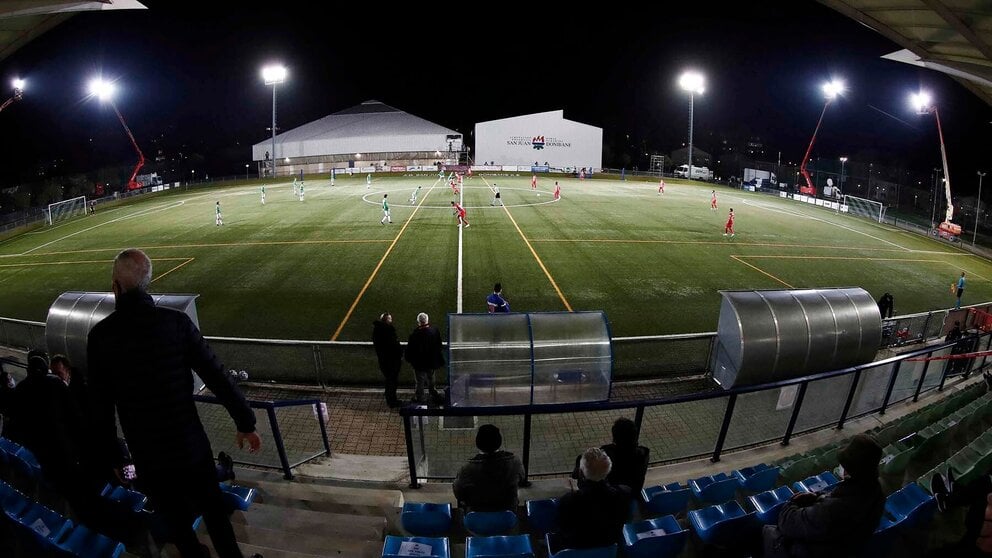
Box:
88;248;260;558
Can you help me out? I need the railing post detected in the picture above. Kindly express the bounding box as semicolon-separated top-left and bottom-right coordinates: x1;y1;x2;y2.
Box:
921;312;933;342
781;382;809;446
403;415;420;489
315;401;331;456
938;358;952;391
836;370;862;429
711;394;737;463
981;334;992;372
633;406;645;444
312;344;325;387
913;358;931;402
266;406;294;480
879;361;903;415
522;413;532;484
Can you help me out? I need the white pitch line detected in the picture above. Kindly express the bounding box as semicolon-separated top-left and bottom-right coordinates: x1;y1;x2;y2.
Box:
739;197;911;251
457;175;465;314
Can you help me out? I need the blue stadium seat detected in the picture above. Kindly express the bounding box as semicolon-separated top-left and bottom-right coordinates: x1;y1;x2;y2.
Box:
525;499;559;534
382;535;450;558
12;446;41;480
466;535;533;558
0;479;29;520
689;473;738;504
733;464;780;492
544;533;616;558
0;437;20;465
57;524;125;558
641;482;691;516
857;517;898;558
464;510;518;536
747;486;795;525
792;471;840;493
15;502;72;548
622;516;688;558
401;502;452;537
687;500;753;546
100;484;147;513
885;483;936;528
218;483;256;512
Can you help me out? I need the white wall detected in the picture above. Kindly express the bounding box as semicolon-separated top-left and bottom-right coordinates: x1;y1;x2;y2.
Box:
474;110;602;168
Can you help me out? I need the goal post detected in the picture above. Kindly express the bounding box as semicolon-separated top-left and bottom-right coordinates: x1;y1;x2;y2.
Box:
47;196;88;225
841;194;886;223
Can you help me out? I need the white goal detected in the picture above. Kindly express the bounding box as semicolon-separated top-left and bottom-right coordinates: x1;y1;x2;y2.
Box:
841;194;886;223
47;196;88;225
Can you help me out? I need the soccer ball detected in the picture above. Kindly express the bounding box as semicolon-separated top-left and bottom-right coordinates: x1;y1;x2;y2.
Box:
538;193;541;197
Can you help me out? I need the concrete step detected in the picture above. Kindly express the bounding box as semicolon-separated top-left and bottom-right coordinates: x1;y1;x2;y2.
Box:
232;502;386;540
240;478;404;513
231;523;382;558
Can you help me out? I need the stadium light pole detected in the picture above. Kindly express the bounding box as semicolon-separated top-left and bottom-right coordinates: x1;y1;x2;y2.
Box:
0;78;25;113
976;171;986;245
839;157;847;194
262;64;287;178
678;71;704;179
799;80;844;195
913;92;956;233
88;78;146;190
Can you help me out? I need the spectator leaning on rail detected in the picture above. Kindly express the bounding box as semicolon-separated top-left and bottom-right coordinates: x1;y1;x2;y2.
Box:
87;248;262;558
763;434;885;558
552;447;629;552
453;424;527;513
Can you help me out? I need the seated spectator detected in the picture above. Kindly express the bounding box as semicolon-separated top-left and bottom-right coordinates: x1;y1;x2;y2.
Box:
763;434;885;558
453;424;526;513
571;417;649;494
552;448;629;552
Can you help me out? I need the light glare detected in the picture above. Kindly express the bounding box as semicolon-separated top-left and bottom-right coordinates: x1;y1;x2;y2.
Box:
88;78;116;101
911;91;932;112
678;71;705;94
262;65;288;85
822;80;845;99
12;78;25;91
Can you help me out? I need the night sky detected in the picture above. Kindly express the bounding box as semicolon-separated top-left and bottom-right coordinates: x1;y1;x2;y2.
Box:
1;1;990;194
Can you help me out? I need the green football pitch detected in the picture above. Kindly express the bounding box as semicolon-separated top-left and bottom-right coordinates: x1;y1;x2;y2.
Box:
1;173;989;342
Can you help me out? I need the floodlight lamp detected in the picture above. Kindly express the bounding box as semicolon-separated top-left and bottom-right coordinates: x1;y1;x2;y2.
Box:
678;71;704;94
88;78;116;101
284;157;290;163
12;78;25;91
911;91;932;113
822;80;845;100
262;65;287;85
839;157;848;162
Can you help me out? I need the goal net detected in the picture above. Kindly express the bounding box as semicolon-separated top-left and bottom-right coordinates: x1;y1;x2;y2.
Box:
841;194;886;223
47;196;88;225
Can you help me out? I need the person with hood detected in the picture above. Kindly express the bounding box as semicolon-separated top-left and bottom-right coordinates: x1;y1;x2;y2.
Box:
372;312;403;408
763;434;885;558
453;424;527;513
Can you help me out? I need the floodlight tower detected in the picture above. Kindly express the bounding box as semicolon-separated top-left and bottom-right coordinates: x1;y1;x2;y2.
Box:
262;64;287;178
678;71;705;179
89;78;145;190
0;78;25;113
799;80;844;195
912;91;959;238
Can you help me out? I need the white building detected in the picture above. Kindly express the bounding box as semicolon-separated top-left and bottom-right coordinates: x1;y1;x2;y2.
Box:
474;110;602;169
251;100;462;176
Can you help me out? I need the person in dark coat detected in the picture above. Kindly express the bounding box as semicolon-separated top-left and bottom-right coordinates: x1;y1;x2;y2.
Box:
552;447;629;552
453;424;526;513
88;248;261;558
404;312;445;404
876;293;894;319
372;312;403;408
763;434;885;558
571;417;649;494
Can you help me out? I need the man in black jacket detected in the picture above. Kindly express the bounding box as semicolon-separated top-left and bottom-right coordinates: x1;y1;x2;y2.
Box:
404;312;445;404
88;249;261;558
453;424;526;513
763;434;885;558
372;312;403;408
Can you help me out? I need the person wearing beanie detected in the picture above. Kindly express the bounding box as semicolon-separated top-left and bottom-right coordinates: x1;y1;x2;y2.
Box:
453;424;526;513
552;447;630;552
763;434;885;558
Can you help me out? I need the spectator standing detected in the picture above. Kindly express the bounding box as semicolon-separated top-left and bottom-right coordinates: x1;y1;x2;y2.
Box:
372;312;403;408
553;448;629;552
763;434;885;558
404;312;445;405
88;249;261;558
453;424;526;513
487;283;510;313
877;292;894;318
957;272;967;309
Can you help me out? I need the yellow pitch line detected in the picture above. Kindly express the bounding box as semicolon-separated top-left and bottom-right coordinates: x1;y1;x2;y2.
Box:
481;177;573;312
0;257;189;269
150;257;196;284
730;255;795;289
737;255;952;262
330;182;438;341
